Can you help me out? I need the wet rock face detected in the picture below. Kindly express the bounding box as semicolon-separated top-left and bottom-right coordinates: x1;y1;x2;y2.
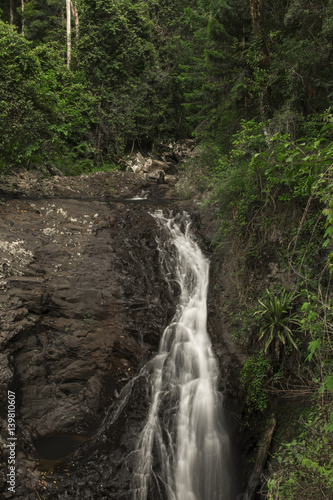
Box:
0;171;177;499
0;170;247;500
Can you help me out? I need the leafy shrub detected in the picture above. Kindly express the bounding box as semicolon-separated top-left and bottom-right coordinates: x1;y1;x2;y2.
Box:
267;407;333;499
0;23;96;172
240;352;270;413
0;22;55;171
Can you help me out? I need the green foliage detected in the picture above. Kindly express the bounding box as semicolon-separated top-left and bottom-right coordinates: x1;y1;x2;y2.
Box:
179;0;252;147
180;0;333;144
2;0;333;173
298;288;333;394
266;287;333;499
23;0;65;45
203;114;333;266
0;24;96;173
1;0;193;171
0;22;55;171
250;119;333;201
228;305;261;346
77;0;188;157
196;120;267;241
254;288;300;361
267;407;333;499
240;352;270;413
230;119;268;160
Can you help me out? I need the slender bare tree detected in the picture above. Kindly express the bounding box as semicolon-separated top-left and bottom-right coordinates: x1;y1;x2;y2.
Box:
66;0;71;68
21;0;25;35
70;0;79;39
9;0;14;24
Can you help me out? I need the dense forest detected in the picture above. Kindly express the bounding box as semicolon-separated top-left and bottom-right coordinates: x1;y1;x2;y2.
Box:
1;0;333;498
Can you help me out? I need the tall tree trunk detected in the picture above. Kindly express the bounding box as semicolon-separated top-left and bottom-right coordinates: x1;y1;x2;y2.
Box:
70;0;79;39
249;0;263;41
66;0;71;68
249;0;270;122
249;0;268;60
9;0;14;24
21;0;25;35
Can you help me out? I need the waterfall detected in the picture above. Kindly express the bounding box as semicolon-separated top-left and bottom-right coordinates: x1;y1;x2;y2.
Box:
133;211;231;500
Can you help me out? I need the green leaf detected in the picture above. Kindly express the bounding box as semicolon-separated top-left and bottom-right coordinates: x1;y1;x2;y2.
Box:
324;226;333;239
306;339;320;362
325;376;333;392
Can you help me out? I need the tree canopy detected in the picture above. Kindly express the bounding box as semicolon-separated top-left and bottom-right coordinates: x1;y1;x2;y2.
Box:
1;0;332;170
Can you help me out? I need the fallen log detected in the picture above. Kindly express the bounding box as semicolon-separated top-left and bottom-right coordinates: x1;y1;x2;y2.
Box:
244;414;276;500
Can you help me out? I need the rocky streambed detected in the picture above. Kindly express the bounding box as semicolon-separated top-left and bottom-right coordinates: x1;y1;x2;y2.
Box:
0;169;248;499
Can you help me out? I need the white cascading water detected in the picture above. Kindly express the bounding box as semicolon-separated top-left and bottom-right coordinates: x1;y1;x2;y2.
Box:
133;211;231;500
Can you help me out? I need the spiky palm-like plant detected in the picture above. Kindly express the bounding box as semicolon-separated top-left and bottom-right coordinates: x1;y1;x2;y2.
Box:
254;288;300;361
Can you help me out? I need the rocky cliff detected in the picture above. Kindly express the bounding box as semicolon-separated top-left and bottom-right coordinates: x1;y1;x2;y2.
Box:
0;170;246;499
